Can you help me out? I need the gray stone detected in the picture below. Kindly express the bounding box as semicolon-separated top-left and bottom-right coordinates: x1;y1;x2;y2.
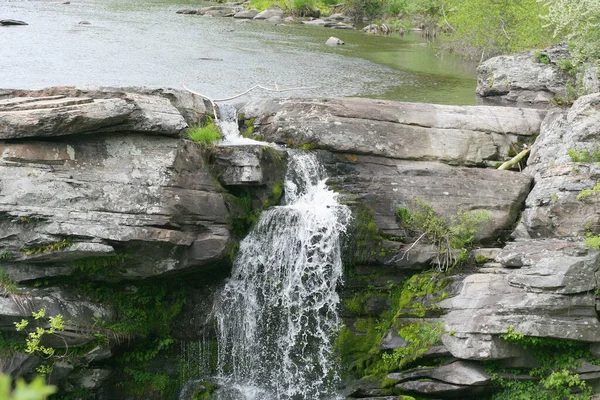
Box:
0;353;39;378
522;93;600;238
388;361;490;386
302;19;327;26
234;9;259;19
67;368;111;389
396;379;488;397
240;97;546;166
379;329;408;350
325;37;344;46
320;154;532;240
440;241;600;360
0;88;230;280
477;44;574;104
253;7;284;20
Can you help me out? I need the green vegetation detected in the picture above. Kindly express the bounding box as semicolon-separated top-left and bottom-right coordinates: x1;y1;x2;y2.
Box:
397;198;491;272
187;120;222;146
0;375;56;400
21;240;71;256
566;148;600;163
72;254;129;276
490;327;594;399
336;272;452;380
585;233;600;250
577;183;600;201
14;308;66;375
475;254;489;264
0;269;18;295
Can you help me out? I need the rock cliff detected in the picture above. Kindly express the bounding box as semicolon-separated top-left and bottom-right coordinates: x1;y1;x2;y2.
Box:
2;85;599;400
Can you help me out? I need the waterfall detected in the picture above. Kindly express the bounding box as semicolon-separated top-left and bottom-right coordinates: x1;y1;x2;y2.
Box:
217;103;264;146
212;152;351;400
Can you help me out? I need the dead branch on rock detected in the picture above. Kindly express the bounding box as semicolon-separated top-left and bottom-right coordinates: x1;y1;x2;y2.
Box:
498;147;531;170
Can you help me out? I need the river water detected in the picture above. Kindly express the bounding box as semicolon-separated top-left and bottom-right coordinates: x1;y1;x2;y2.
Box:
1;0;476;104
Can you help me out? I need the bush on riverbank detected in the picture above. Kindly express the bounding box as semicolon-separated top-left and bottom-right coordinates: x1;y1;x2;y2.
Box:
247;0;600;63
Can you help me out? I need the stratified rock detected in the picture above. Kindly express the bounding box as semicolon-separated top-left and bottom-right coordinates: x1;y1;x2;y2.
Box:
0;353;39;378
320;154;532;240
477;44;599;104
253;7;284;20
0;19;28;26
388;360;491;386
0;88;230;280
240;97;546;166
234;9;259;19
211;145;286;187
396;379;488;397
522;93;600;237
440;240;600;360
325;36;345;46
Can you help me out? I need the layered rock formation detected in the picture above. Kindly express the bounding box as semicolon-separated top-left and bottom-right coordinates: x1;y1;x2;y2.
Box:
3;85;599;399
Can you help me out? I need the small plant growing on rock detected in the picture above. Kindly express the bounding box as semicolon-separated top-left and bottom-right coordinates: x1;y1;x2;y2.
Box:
576;183;600;200
14;307;66;375
397;198;491;272
187;119;222;146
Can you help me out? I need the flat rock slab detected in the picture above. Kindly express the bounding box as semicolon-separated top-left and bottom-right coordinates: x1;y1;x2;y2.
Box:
388;360;490;386
320;153;532;239
440;240;600;359
240;97;546;166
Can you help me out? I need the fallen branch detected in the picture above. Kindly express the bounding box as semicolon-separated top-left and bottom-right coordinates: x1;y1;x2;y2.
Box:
498;147;531;170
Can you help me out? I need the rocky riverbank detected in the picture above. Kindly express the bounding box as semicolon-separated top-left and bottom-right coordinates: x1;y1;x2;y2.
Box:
1;78;600;399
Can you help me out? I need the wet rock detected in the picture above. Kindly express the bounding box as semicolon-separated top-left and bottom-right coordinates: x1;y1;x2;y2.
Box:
253;7;284;20
0;19;28;26
329;22;355;30
325;36;344;46
396;379;489;397
388;360;491;386
302;18;327;26
363;24;379;33
211;145;287;187
233;9;259;19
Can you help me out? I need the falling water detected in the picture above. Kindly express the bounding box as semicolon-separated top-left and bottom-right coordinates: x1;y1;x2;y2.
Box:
217;103;265;146
212;152;351;400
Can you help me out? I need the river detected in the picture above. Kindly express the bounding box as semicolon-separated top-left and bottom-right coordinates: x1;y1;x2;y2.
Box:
1;0;477;104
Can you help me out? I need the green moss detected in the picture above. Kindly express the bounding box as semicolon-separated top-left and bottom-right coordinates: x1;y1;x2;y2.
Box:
72;254;129;276
0;269;17;295
21;240;72;256
566;148;600;162
585;233;600;250
382;321;444;371
299;143;318;151
534;51;550;64
192;382;217;400
475;254;489;264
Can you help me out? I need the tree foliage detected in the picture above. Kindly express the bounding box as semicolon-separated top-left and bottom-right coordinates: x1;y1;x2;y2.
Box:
542;0;600;62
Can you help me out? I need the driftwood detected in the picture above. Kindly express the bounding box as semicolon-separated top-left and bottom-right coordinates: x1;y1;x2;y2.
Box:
498;147;531;170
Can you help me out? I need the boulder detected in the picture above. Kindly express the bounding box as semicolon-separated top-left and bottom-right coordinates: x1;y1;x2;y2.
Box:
253;7;284;20
440;240;600;360
233;9;259;19
302;19;327;26
325;36;344;46
477;44;599;104
523;93;600;238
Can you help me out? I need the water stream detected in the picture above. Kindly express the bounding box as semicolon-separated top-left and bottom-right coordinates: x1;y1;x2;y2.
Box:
211;147;351;399
2;0;477;104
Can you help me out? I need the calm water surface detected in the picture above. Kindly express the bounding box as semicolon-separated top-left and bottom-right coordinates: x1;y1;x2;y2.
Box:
1;0;476;104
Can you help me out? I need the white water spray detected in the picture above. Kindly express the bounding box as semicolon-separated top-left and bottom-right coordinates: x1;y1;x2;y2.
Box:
217;103;265;146
213;152;351;399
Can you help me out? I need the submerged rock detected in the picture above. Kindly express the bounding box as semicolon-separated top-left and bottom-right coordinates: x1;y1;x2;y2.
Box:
0;19;28;26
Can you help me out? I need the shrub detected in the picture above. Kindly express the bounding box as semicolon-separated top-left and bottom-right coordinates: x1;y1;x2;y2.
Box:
187;121;222;146
397;198;491;272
